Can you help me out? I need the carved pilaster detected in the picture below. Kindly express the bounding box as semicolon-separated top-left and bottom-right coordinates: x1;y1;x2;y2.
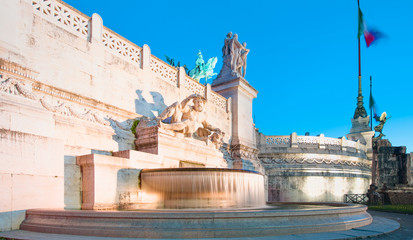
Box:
231;144;263;173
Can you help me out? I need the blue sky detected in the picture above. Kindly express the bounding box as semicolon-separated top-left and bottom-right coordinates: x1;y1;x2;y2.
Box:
64;0;413;152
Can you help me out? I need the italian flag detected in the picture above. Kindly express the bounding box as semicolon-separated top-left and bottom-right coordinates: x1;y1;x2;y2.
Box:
358;8;383;47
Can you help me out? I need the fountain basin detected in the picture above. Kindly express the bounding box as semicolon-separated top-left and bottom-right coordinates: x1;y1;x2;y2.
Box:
20;203;372;238
139;168;265;209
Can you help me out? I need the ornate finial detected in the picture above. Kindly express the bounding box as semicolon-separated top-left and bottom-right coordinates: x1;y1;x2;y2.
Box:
353;95;368;118
353;76;367;119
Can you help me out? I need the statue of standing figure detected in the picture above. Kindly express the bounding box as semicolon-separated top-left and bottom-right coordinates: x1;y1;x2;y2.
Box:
237;42;249;78
222;32;233;57
220;32;250;79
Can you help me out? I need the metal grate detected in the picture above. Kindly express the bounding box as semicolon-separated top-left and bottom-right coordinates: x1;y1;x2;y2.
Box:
344;194;368;204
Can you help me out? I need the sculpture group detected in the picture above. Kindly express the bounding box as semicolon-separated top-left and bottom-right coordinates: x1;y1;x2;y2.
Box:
222;32;250;78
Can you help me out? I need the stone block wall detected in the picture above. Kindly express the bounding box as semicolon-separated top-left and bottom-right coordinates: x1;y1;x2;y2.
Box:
411;152;413;184
372;140;413;205
0;93;64;230
375;140;411;187
383;190;413;205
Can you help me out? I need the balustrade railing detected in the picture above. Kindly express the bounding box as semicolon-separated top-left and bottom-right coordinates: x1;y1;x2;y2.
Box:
297;136;318;147
265;136;291;146
183;75;205;96
210;91;227;111
261;134;366;153
102;28;142;66
149;55;178;86
32;0;89;39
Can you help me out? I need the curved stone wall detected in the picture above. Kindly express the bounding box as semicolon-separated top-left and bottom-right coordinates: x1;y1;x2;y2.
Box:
258;132;371;202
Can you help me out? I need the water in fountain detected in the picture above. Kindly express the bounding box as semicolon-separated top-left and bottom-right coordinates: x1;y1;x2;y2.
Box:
140;168;266;209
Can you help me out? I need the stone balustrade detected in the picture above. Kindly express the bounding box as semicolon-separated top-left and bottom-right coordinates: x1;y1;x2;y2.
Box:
259;132;367;154
102;28;142;66
30;0;229;113
32;0;89;39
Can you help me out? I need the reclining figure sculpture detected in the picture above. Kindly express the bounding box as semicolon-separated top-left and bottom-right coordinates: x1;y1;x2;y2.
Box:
157;94;224;148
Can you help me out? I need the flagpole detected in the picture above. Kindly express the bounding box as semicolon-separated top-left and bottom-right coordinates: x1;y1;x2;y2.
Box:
370;76;373;130
357;0;362;96
353;0;367;119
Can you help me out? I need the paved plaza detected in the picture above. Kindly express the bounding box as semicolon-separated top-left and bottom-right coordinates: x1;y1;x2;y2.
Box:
366;210;413;240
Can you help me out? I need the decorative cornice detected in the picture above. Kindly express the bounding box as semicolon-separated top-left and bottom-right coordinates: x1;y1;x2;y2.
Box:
0;61;140;123
0;76;138;127
0;78;37;100
0;64;37;80
39;97;110;125
32;82;137;120
212;77;258;99
261;155;371;168
230;144;259;160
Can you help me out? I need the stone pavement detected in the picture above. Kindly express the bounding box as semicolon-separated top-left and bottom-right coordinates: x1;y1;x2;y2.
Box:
366;210;413;240
0;210;408;240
